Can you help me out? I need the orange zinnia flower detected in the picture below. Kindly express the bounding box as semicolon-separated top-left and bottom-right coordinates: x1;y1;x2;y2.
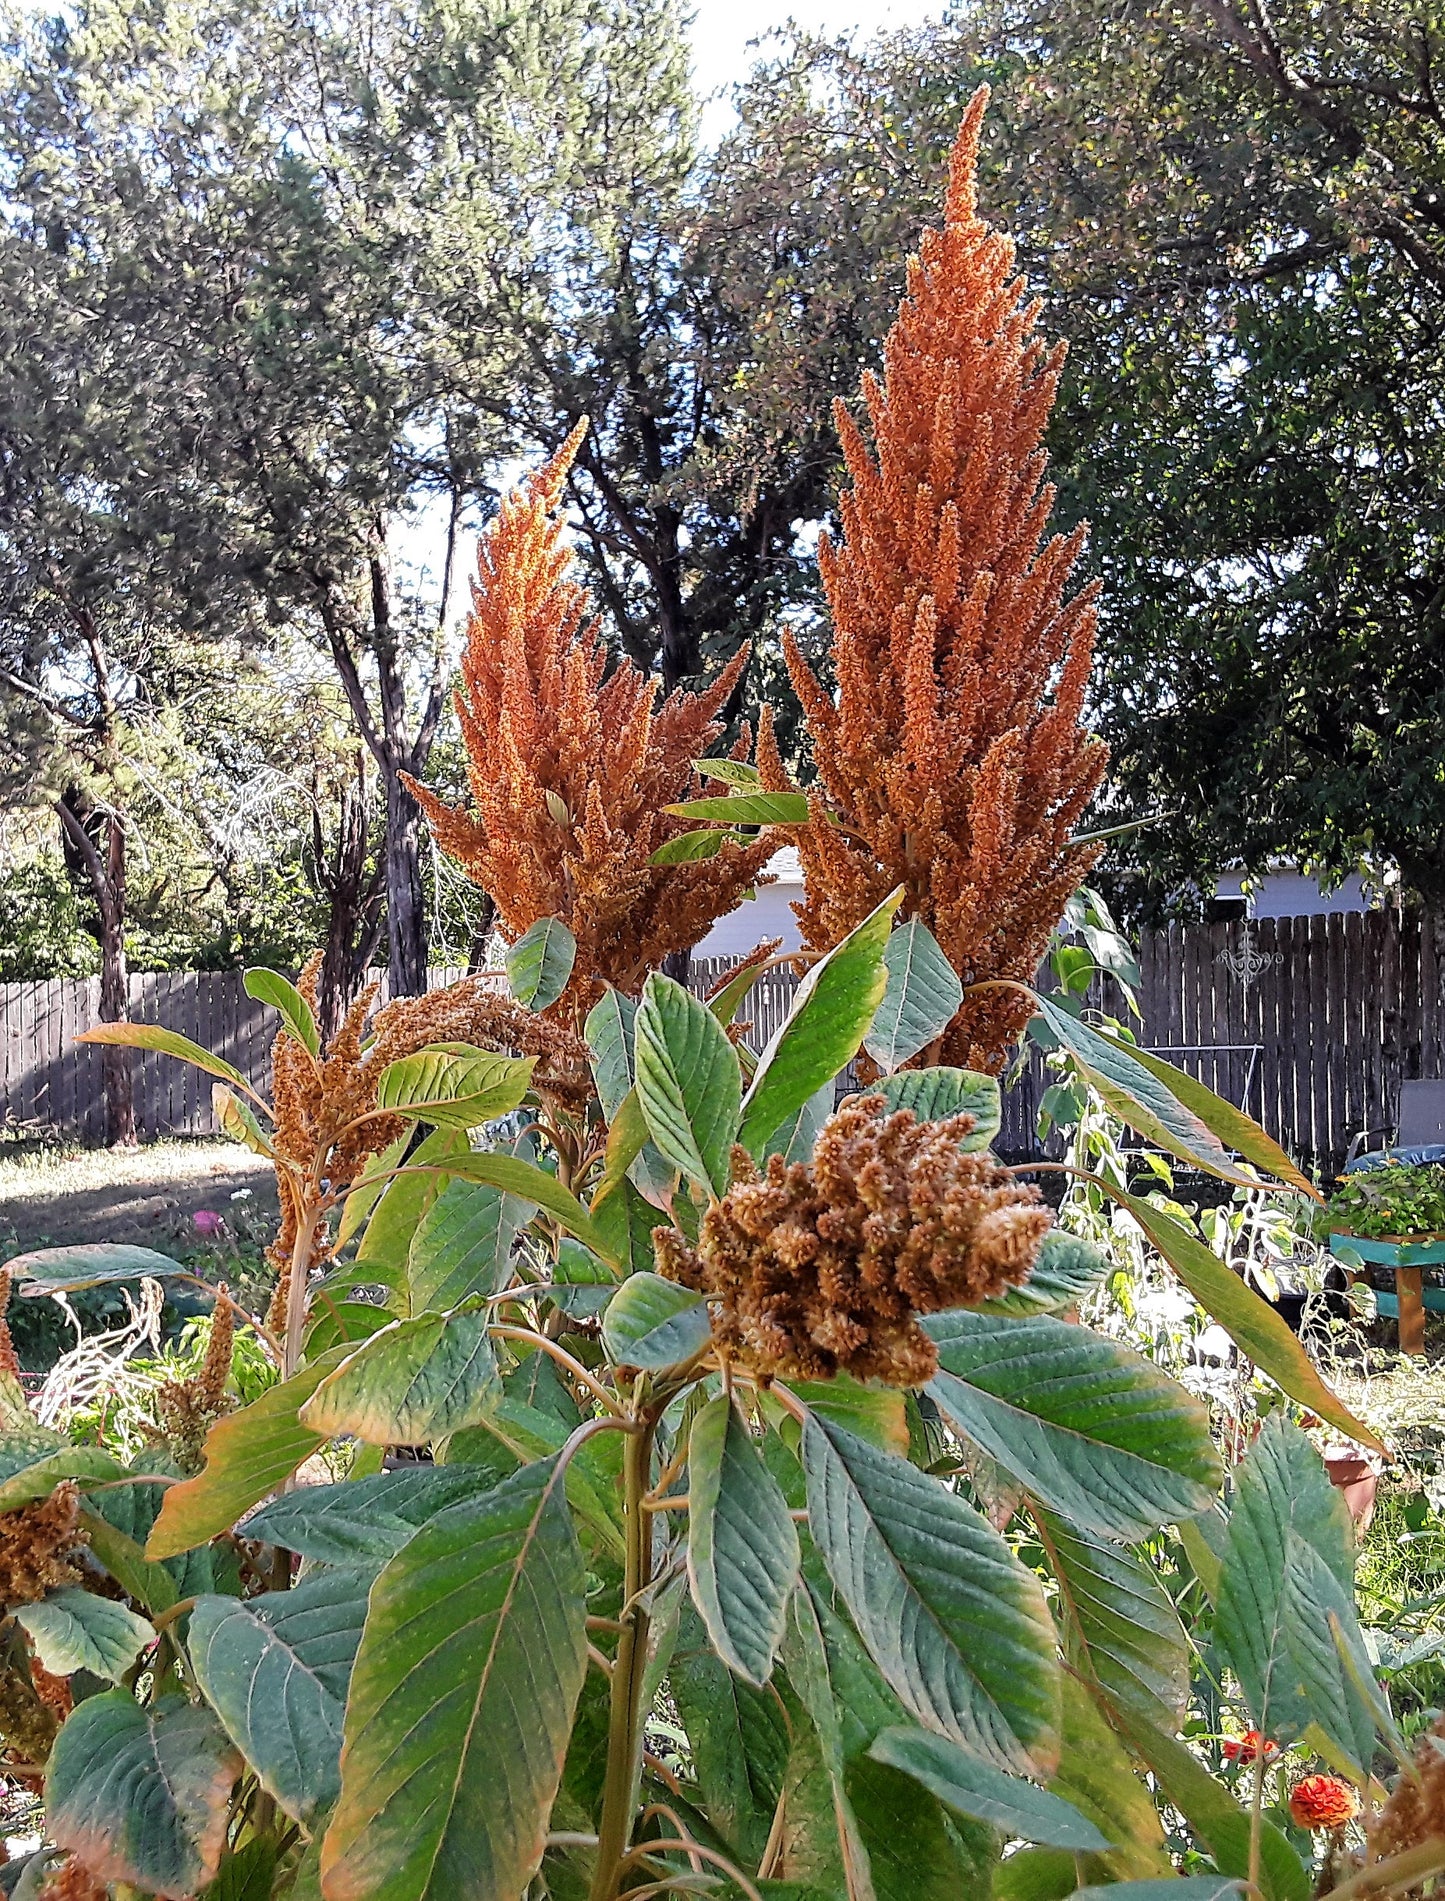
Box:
1289;1774;1360;1830
1221;1730;1279;1765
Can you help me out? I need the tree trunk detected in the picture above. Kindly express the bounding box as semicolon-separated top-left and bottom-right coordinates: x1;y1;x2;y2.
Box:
383;764;428;998
58;787;136;1148
313;755;385;1045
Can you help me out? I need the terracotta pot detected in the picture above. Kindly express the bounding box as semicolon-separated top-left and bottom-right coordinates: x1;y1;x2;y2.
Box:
1322;1445;1384;1533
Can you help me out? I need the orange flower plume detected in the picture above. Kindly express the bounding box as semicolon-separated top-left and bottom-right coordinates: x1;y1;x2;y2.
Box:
1288;1774;1360;1830
768;87;1107;1073
405;422;775;1020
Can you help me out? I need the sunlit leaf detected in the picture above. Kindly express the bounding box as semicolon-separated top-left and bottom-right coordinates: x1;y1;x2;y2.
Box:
243;968;319;1057
11;1243;192;1295
374;1046;535;1128
76;1020;252;1095
299;1306;499;1444
665;791;811;824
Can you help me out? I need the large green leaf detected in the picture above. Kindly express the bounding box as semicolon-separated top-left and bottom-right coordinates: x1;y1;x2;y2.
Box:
1109;1706;1310;1901
299;1306;499;1444
739;889;904;1156
9;1243;192;1295
687;1395;800;1686
1215;1416;1355;1745
665;791;812;825
445;1148;621;1267
589;1175;660;1277
864;921;964;1073
348;1128;463;1269
1031;994;1257;1186
190;1567;366;1824
14;1589;154;1682
242;1467;507;1566
213;1084;276;1159
1117;1191;1384;1452
648;825;736;863
778;1587;878;1901
602;1271;711;1370
1048;1673;1171;1883
46;1691;240;1895
322;1460;588;1901
762;1079;835;1163
871;1067;1000;1145
867;1726;1105;1849
77;1505;179;1615
1087;1024;1318;1198
1279;1532;1378;1777
439;1399;626;1562
693;756;762;789
1032;1511;1189;1732
1072;1884;1244;1900
924;1311;1221;1541
975;1231;1111;1319
505;917;576;1011
146;1347;352;1559
374;1046;535;1128
788;1377;910;1458
585;991;677;1205
847;1753;997;1901
76;1020;251;1095
634;971;742;1198
244;968;319;1056
670;1606;791;1869
199;1839;279;1901
406;1175;526;1314
0;1429;121;1512
801;1413;1059;1775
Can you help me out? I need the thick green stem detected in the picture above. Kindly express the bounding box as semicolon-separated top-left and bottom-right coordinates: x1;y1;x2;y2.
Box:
590;1414;658;1901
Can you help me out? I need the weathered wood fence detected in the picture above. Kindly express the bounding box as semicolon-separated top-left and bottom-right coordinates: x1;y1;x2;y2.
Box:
3;911;1442;1169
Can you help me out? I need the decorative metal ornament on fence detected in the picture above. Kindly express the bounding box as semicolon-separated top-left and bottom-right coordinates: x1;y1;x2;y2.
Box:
1215;932;1284;988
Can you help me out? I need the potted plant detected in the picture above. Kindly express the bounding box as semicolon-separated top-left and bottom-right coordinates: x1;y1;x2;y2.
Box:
1326;1159;1445;1351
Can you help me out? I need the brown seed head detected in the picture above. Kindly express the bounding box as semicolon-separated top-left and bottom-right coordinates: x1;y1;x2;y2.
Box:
655;1094;1050;1386
0;1482;88;1609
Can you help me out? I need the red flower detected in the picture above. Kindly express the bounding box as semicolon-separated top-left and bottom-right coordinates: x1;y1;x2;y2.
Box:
1221;1730;1279;1765
1289;1774;1360;1830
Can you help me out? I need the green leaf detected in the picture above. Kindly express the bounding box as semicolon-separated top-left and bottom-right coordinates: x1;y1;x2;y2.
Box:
545;1240;619;1318
212;1085;276;1158
76;1020;251;1095
1030;994;1257;1186
0;1429;121;1512
589;1175;660;1276
1032;1511;1189;1732
670;1606;790;1869
322;1460;588;1901
351;1127;466;1274
199;1839;278;1901
46;1691;240;1895
649;827;735;863
299;1306;499;1444
687;1395;800;1685
242;1466;508;1565
847;1753;996;1901
802;1413;1059;1775
789;1378;910;1457
924;1311;1222;1541
740;888;904;1156
505;917;577;1011
586;987;638;1117
1048;1673;1170;1882
693;756;762;788
405;1173;526;1314
867;1726;1106;1849
1071;1884;1244;1900
602;1271;710;1370
439;1399;625;1562
1087;1024;1318;1198
634;971;742;1197
10;1243;192;1295
871;1067;1000;1145
76;1505;179;1615
146;1347;353;1558
708;956;772;1030
190;1567;366;1824
374;1046;535;1128
864;921;964;1072
445;1147;622;1267
762;1080;834;1163
14;1588;154;1682
1279;1533;1378;1777
1110;1705;1310;1901
976;1231;1110;1318
1215;1416;1355;1744
244;968;320;1056
665;791;811;824
1120;1192;1384;1451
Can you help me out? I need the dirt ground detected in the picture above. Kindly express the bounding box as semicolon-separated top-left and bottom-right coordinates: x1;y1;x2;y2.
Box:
0;1137;280;1260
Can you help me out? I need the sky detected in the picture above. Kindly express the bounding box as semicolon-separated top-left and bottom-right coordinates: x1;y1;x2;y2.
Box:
688;0;945;142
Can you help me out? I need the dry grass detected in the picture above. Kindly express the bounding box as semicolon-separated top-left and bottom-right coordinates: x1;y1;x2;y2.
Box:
0;1137;279;1256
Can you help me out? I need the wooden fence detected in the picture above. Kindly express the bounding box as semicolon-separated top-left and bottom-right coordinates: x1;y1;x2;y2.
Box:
3;911;1442;1168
